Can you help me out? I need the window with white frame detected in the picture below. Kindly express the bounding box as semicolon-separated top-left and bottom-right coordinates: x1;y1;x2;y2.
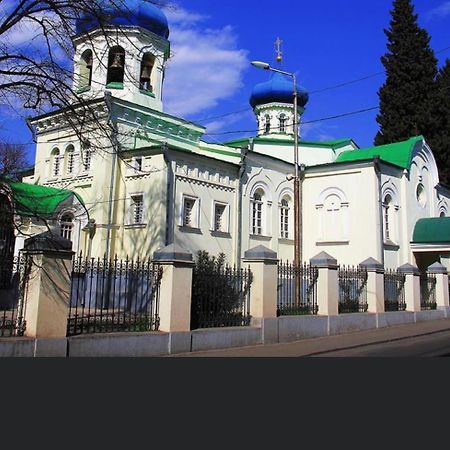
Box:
279;114;287;133
66;146;75;175
264;115;271;134
213;203;228;233
182;196;198;228
82;148;92;172
131;195;144;224
383;193;398;243
52;148;61;177
134;157;143;173
60;214;74;242
280;196;291;239
251;190;264;235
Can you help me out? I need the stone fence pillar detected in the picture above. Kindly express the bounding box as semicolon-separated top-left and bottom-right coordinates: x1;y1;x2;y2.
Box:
242;245;278;320
310;252;339;316
398;263;421;312
153;244;194;333
22;233;74;339
427;262;450;316
360;258;385;313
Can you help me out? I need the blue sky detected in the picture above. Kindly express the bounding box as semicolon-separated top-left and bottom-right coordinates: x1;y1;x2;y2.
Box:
1;0;449;164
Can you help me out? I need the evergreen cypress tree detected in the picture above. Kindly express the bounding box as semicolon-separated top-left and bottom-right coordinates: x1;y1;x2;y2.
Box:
375;0;438;146
428;59;450;185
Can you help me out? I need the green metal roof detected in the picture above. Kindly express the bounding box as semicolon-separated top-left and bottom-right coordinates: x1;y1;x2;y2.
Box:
225;136;355;149
7;182;85;218
412;217;450;244
335;136;423;169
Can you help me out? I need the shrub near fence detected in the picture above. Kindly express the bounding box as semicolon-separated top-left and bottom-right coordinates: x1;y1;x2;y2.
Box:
190;252;252;330
67;255;163;336
338;265;368;314
277;262;319;316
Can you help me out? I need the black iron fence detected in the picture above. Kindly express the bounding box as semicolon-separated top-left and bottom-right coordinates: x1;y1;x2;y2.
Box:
420;273;437;311
277;262;319;316
338;265;368;314
190;264;252;330
67;255;163;336
384;269;406;312
0;254;30;337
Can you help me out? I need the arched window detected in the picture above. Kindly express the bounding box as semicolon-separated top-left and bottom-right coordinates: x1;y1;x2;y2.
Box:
280;196;291;239
82;148;92;172
107;46;125;86
79;49;93;89
140;53;155;92
251;190;265;235
60;214;74;242
264;115;271;134
52;148;61;177
65;145;75;175
279;114;287;133
440;211;446;218
383;194;393;242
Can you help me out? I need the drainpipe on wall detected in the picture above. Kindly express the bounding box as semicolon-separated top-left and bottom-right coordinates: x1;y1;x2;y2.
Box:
374;156;385;266
104;91;119;262
162;142;173;247
236;140;251;269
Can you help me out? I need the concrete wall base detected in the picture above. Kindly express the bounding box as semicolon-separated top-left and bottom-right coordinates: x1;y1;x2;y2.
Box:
278;316;329;343
2;309;450;357
437;306;450;319
191;327;262;353
414;310;446;323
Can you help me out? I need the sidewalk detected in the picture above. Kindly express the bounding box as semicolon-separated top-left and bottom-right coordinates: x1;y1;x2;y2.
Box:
172;318;450;357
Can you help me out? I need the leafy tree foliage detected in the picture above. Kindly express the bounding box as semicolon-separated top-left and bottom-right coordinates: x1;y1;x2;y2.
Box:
375;0;438;147
428;60;450;185
191;251;252;329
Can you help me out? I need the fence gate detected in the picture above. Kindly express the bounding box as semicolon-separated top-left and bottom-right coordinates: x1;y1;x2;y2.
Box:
338;265;368;314
67;255;163;336
277;262;319;316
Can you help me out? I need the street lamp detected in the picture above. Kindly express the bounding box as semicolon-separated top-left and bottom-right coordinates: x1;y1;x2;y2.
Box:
250;61;302;271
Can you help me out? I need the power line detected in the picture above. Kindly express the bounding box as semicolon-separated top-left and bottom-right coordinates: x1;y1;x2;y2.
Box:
204;106;379;137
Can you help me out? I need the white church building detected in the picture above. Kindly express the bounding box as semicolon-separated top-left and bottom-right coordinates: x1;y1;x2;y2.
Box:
4;0;450;274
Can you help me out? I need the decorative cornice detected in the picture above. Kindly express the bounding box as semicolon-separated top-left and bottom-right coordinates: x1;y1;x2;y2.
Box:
176;174;235;192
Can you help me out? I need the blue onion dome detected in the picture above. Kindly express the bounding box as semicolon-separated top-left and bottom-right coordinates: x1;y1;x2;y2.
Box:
250;72;309;109
76;0;170;39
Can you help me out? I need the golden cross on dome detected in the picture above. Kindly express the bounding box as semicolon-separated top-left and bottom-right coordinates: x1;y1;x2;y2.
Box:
275;37;283;63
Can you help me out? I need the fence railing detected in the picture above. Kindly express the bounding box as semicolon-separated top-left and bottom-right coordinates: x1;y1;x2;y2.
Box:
420;273;437;311
338;265;368;314
384;269;406;312
0;254;29;337
67;255;163;336
277;262;319;316
190;265;252;330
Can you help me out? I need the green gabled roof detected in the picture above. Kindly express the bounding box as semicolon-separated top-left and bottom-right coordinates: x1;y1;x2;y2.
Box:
335;136;423;169
7;182;85;218
413;217;450;244
225;136;355;149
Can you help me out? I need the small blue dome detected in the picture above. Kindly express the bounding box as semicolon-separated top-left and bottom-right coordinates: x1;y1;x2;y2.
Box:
250;72;309;109
76;0;170;39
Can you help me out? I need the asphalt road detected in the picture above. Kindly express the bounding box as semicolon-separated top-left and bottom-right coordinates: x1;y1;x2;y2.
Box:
176;319;450;357
313;330;450;357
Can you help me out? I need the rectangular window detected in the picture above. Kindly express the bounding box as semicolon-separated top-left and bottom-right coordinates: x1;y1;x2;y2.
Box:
252;201;263;235
280;207;289;239
384;205;390;241
131;195;144;224
67;153;75;175
134;157;143;173
214;204;227;232
53;157;61;177
183;197;197;228
83;150;92;172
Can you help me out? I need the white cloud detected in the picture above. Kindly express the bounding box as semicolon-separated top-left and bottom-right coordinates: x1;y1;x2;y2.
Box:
426;1;450;21
162;4;249;118
301;122;337;142
204;109;253;134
